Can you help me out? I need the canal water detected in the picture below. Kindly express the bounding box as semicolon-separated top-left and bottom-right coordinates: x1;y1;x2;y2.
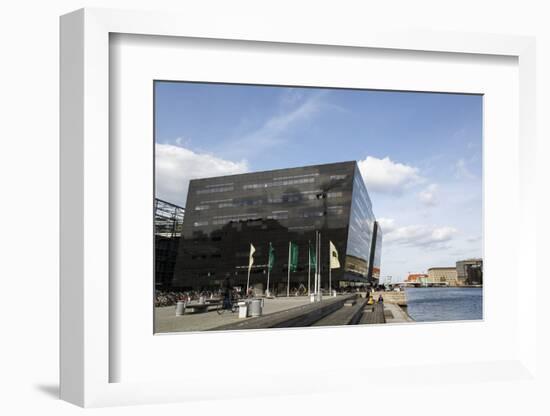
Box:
405;287;483;322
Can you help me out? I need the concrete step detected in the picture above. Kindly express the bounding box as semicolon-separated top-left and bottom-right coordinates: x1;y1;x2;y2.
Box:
359;303;386;325
209;294;358;331
312;298;368;327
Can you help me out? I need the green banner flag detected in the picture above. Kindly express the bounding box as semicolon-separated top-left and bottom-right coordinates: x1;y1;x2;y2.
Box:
290;242;299;272
268;242;275;272
309;240;316;271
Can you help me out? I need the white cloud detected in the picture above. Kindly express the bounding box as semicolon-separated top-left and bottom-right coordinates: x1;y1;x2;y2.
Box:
358;156;423;194
379;217;458;249
174;136;191;147
418;183;439;206
466;235;482;243
156;144;248;207
454;158;476;180
377;217;397;234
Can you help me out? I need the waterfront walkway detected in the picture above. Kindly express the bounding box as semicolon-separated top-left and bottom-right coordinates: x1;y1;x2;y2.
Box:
359;302;386;324
213;294;356;331
155;296;311;333
155;293;413;333
383;302;414;324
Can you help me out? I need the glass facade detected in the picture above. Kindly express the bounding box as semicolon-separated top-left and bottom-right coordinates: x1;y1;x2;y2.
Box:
342;165;377;286
371;222;383;280
170;161;382;293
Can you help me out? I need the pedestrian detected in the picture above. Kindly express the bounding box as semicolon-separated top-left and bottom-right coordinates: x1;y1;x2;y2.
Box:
378;294;384;303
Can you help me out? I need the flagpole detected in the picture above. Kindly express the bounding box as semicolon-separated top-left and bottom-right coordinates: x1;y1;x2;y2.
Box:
329;241;332;296
329;258;332;296
314;232;318;298
246;266;251;295
266;243;271;296
287;241;291;297
307;241;311;296
247;243;255;295
319;232;322;299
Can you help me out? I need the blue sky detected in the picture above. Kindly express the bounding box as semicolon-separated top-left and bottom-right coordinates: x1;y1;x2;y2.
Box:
155;81;482;282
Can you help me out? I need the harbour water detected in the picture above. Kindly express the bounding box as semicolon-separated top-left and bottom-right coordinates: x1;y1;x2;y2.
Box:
405;287;483;322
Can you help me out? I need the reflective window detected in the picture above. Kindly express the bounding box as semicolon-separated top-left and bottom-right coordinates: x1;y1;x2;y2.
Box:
267;210;289;220
272;173;319;181
197;186;234;195
302;211;324;218
288;225;315;231
327;205;344;215
205;182;233;188
243;177;315;190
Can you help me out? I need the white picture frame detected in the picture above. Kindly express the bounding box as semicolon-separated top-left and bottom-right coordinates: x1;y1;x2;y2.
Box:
60;8;537;408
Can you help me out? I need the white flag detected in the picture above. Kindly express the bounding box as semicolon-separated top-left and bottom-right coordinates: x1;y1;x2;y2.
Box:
248;244;256;271
329;241;340;269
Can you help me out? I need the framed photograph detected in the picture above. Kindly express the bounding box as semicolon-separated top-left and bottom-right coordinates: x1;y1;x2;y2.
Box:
152;81;483;334
60;8;537;407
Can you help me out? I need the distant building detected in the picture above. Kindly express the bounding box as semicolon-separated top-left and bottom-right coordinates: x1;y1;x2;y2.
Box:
406;273;428;283
172;161;382;293
456;258;483;285
427;267;458;286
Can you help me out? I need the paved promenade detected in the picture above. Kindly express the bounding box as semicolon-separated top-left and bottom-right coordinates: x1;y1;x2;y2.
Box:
383;303;414;323
155;296;311;333
155;292;414;333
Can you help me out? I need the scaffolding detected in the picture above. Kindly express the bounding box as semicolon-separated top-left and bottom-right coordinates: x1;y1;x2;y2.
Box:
154;198;184;238
154;198;185;290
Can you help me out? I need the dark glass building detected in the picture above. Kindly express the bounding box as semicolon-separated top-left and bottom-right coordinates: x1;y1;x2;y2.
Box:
171;161;382;293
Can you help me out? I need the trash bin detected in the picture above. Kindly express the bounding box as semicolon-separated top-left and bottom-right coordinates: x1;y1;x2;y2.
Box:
238;301;248;319
249;299;263;317
175;301;186;316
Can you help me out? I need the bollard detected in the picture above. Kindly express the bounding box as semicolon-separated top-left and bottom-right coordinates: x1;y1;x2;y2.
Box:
175;301;186;316
238;301;248;318
249;299;262;317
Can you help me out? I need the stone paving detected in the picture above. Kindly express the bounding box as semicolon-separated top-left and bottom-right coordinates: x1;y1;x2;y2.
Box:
155;296;312;333
383;302;414;323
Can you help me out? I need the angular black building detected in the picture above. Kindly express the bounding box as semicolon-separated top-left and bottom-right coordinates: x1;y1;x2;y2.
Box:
171;161;382;293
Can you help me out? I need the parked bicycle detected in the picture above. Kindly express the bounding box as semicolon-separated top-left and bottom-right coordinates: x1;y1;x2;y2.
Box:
216;296;240;315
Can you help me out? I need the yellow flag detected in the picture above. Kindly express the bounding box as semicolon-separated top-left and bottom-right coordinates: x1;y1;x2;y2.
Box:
329;241;340;269
248;244;256;271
